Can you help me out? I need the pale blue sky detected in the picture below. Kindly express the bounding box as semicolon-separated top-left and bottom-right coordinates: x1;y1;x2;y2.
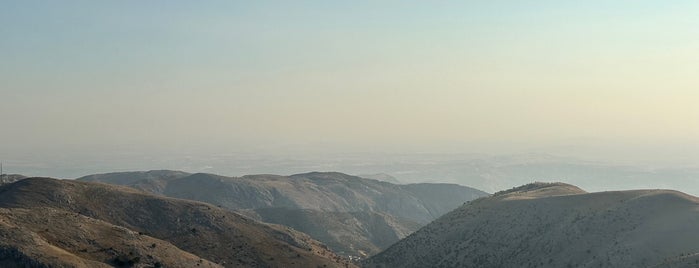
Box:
1;1;699;163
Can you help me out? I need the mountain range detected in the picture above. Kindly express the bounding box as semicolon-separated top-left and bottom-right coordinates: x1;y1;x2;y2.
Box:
4;170;699;268
78;170;488;257
0;177;355;267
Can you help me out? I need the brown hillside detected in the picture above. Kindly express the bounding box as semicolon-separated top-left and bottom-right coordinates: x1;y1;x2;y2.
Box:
365;183;699;268
0;178;355;268
78;171;488;257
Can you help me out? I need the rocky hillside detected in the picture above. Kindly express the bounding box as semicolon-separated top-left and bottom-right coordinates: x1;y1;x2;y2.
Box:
0;207;221;268
0;178;355;268
78;171;488;257
365;182;699;268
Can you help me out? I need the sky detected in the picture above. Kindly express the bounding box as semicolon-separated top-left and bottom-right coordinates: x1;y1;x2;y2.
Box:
2;1;699;169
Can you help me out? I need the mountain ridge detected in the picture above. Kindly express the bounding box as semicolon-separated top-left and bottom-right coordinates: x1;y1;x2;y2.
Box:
0;177;355;268
364;182;699;268
78;170;488;257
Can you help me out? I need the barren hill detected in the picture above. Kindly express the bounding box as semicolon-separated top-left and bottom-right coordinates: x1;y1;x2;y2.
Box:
78;171;488;257
0;207;221;268
365;182;699;268
0;178;355;268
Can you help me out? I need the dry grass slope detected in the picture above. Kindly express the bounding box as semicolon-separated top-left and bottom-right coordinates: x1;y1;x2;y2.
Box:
0;207;220;268
0;178;356;268
365;182;699;268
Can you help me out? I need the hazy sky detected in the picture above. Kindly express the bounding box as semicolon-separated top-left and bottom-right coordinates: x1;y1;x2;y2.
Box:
2;1;699;164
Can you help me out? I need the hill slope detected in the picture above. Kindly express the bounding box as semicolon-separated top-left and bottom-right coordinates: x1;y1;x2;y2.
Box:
78;171;488;257
0;178;354;268
0;207;221;268
245;208;421;257
80;171;487;224
365;182;699;268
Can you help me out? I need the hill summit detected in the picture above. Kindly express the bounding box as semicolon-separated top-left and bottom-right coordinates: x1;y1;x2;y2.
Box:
365;182;699;268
